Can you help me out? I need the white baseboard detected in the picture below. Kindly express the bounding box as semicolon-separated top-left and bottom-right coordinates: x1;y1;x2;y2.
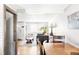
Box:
68;41;79;48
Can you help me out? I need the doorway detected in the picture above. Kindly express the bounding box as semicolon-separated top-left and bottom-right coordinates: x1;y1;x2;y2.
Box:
4;5;17;55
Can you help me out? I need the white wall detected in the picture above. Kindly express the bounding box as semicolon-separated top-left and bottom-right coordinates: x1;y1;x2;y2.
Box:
48;14;67;34
65;4;79;48
48;14;68;43
0;5;4;54
26;22;48;34
17;22;25;40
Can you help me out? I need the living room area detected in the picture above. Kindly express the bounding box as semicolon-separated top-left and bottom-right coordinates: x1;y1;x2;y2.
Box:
7;4;79;55
0;4;79;55
15;4;79;55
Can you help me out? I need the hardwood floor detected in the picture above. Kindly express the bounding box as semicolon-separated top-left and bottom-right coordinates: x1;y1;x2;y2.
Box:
65;44;79;55
17;41;79;55
44;43;79;55
44;43;66;55
17;41;40;55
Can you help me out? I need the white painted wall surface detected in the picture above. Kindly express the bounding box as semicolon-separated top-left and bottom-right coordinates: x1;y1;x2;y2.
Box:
65;4;79;48
17;22;25;40
0;5;4;54
48;14;68;43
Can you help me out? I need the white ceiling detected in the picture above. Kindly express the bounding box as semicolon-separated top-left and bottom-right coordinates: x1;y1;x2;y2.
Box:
7;4;70;22
8;4;69;15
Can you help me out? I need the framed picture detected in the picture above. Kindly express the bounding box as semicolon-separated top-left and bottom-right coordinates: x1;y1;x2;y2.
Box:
68;11;79;29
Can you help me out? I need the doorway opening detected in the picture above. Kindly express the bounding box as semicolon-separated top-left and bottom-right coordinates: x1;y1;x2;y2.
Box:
4;5;17;55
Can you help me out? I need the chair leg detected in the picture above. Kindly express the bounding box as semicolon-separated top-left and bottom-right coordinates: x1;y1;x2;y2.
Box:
44;49;46;55
40;47;43;55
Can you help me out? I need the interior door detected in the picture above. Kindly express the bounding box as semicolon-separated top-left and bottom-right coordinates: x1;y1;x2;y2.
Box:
4;5;17;55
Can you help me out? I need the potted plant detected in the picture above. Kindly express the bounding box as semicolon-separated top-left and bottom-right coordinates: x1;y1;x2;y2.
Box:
40;26;48;35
